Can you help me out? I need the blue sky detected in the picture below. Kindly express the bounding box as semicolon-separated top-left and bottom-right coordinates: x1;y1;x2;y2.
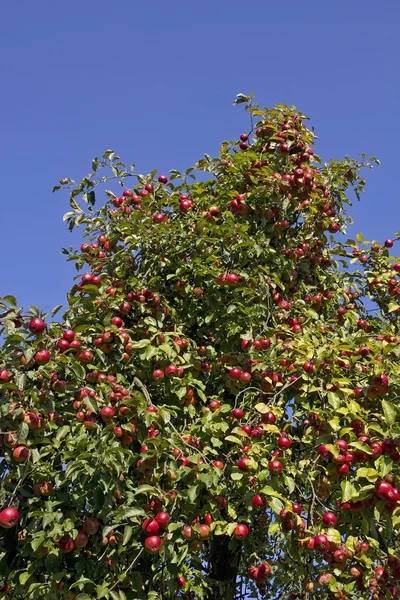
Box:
0;1;399;314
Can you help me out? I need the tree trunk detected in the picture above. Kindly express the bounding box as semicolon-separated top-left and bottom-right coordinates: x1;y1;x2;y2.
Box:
206;535;240;600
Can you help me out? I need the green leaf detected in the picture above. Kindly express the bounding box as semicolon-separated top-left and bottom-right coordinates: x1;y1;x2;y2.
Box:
283;475;295;494
51;304;64;317
19;572;32;585
188;485;199;503
268;497;284;514
70;578;95;590
122;525;133;546
356;468;379;482
135;484;156;495
349;442;372;454
224;435;243;444
261;485;285;500
382;400;397;425
55;425;70;441
0;295;17;306
233;93;250;105
17;421;29;443
341;480;356;502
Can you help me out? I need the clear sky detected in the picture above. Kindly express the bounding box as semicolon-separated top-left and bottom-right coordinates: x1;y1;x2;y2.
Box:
0;1;399;315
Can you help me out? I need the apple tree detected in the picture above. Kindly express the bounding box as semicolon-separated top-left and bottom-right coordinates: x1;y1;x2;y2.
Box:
1;94;400;600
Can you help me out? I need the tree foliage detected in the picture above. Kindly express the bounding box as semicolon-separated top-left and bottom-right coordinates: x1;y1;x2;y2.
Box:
1;95;400;600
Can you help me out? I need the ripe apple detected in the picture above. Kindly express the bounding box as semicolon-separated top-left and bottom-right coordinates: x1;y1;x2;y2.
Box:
57;339;70;351
261;411;276;424
251;494;266;509
28;318;46;334
24;411;39;429
237;457;250;471
144;535;162;554
226;273;240;286
375;480;392;498
142;518;160;536
199;524;210;539
152;369;164;380
322;511;337;527
58;535;75;553
35;349;51;365
232;408;244;419
182;525;194;540
269;460;283;474
278;436;292;450
165;365;178;377
83;517;99;535
153;213;165;223
0;507;19;529
100;406;115;422
204;513;213;525
233;523;249;540
74;530;89;549
215;496;227;509
314;534;330;551
0;369;10;383
155;512;170;529
12;445;29;463
78;350;94;364
63;329;75;341
229;367;242;379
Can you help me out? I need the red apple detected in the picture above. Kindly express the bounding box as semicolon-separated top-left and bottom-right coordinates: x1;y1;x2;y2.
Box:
278;436;292;450
58;535;75;553
142;518;160;536
251;494;266;509
74;530;89;549
233;523;249;540
322;511;337;527
144;535;162;554
100;406;115;422
83;517;99;535
199;524;210;539
28;318;46;334
152;369;164;380
232;408;244;419
63;329;75;341
269;460;283;474
155;512;170;529
0;507;19;529
35;349;51;365
182;525;194;540
12;446;29;463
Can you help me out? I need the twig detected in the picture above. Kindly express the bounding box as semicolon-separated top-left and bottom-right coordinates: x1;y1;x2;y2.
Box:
133;376;152;406
109;547;144;591
233;386;260;409
7;463;36;506
168;420;211;465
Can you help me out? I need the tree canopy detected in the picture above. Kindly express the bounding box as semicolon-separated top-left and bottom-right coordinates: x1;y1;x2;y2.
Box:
1;94;400;600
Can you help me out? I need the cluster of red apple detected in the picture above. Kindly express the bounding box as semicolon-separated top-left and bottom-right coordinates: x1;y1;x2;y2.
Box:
215;273;241;286
56;517;99;554
248;562;272;592
141;511;169;554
